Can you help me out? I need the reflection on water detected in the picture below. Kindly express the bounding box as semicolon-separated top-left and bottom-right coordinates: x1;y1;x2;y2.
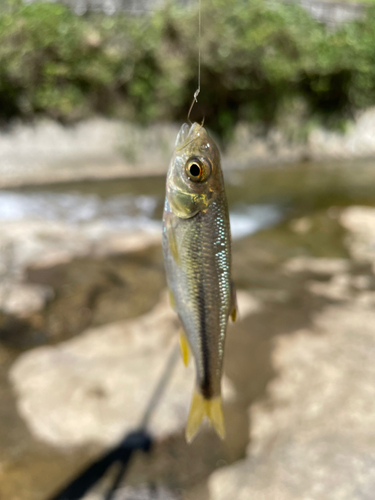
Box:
0;190;285;240
0;191;161;231
230;204;283;239
2;158;375;243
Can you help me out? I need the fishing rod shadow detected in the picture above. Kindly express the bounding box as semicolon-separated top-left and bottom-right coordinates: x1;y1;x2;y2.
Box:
46;343;180;500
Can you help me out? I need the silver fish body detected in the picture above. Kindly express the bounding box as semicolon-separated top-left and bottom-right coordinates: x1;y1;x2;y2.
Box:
162;122;235;441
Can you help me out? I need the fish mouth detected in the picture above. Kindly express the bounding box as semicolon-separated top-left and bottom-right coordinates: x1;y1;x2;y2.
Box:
175;122;207;151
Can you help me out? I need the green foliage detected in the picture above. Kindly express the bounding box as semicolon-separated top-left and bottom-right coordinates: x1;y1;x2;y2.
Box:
0;1;375;137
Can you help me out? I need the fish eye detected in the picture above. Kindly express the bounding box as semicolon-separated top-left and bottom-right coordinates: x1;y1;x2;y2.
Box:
185;157;211;182
189;163;201;178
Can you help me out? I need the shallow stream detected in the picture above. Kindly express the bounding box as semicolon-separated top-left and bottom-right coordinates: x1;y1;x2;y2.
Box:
1;158;375;499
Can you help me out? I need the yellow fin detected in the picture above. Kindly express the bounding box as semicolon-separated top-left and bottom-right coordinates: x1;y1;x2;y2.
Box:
179;329;190;367
207;397;226;440
166;216;180;264
168;289;176;310
186;392;206;443
186;391;225;443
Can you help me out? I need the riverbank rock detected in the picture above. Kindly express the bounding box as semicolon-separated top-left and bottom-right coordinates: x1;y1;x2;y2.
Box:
9;290;256;448
309;107;375;160
3;110;375;188
0;118;177;188
209;297;375;500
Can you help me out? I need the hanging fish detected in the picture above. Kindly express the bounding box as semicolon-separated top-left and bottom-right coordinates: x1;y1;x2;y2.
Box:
162;122;236;443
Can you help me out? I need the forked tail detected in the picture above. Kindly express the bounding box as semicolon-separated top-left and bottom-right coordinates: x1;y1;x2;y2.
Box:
186;390;225;443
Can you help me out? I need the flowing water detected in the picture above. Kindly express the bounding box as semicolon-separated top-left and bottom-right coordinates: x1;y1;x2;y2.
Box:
1;159;375;500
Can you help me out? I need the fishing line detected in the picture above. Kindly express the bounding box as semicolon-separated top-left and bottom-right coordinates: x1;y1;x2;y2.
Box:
187;0;201;123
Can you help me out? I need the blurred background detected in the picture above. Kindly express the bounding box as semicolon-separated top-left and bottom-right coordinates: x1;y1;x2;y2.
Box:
1;0;375;499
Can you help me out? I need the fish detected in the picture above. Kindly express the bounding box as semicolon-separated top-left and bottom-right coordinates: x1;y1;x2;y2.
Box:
162;122;236;443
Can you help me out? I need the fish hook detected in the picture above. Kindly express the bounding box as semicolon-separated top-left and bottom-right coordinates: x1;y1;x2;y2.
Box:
187;88;200;125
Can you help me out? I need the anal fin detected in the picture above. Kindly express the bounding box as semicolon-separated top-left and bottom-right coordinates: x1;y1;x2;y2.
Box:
179;329;190;367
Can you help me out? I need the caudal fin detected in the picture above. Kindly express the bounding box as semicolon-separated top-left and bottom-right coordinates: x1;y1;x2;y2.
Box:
186;391;225;443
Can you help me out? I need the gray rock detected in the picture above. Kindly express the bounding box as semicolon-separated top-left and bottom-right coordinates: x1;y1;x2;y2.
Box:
209;299;375;500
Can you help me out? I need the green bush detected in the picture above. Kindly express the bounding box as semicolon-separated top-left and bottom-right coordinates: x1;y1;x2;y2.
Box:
0;0;375;138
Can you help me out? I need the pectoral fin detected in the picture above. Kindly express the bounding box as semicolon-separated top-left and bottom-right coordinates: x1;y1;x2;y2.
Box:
186;391;225;443
168;289;176;311
165;215;180;265
179;329;190;367
230;281;238;322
